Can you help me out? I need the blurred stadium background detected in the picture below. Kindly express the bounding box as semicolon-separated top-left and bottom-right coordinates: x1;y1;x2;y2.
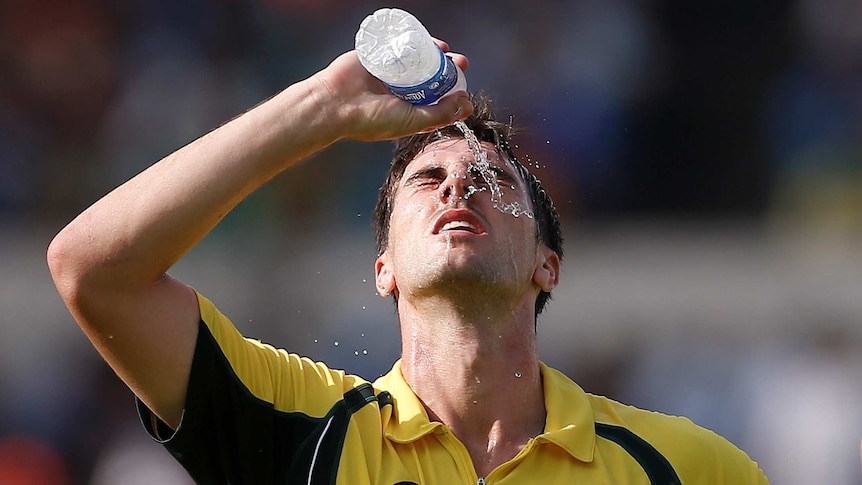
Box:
1;0;860;483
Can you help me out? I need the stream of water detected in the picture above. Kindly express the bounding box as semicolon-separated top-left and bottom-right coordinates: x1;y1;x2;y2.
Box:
453;121;534;219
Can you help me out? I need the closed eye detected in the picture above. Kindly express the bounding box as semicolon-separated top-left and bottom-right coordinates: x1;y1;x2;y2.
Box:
469;165;517;185
405;166;446;189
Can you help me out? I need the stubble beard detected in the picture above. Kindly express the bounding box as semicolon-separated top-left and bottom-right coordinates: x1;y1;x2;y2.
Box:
400;243;522;316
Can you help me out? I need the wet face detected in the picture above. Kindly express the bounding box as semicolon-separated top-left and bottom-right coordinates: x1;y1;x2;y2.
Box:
374;138;558;306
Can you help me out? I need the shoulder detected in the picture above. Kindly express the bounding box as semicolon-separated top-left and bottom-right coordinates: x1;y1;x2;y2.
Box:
588;393;768;483
589;392;708;439
193;290;370;414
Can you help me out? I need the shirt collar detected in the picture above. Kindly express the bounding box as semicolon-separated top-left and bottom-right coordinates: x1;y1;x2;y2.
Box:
374;360;445;443
373;360;597;462
535;361;596;462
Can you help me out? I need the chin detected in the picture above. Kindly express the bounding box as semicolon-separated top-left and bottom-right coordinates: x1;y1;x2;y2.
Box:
438;261;506;288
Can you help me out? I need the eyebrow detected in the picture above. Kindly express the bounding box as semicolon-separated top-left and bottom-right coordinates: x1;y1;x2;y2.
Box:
403;158;523;187
403;165;446;186
481;163;519;183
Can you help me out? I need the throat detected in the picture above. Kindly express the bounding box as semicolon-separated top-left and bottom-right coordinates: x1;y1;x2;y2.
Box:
457;415;545;479
399;307;543;410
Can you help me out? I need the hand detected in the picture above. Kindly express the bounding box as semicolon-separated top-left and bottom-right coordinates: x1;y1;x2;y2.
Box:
310;40;473;142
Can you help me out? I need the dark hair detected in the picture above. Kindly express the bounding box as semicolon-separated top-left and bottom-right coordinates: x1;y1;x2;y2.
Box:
371;92;563;317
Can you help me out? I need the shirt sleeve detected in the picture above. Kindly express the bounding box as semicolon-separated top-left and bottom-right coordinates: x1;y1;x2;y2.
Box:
136;290;367;484
653;415;771;484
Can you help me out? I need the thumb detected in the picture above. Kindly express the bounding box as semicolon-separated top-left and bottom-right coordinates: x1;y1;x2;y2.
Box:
413;92;473;133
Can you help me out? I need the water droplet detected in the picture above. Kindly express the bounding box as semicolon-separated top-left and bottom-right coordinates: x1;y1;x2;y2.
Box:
313;339;318;343
362;278;367;283
514;372;522;378
362;349;368;355
354;350;359;356
362;306;366;310
334;341;339;347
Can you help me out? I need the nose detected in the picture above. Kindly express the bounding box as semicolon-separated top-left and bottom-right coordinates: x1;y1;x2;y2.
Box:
438;163;476;202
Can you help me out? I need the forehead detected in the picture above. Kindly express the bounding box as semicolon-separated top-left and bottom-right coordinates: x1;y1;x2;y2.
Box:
405;138;512;172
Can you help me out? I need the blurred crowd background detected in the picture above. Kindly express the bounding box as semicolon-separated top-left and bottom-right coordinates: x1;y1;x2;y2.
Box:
1;0;861;483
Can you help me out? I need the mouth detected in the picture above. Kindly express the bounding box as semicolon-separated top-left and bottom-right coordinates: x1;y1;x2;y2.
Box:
433;209;487;235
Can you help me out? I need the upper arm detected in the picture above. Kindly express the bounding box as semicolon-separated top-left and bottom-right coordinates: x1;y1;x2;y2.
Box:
103;275;200;428
50;246;200;428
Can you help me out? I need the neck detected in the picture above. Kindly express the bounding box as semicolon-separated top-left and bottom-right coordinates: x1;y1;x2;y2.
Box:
397;296;546;477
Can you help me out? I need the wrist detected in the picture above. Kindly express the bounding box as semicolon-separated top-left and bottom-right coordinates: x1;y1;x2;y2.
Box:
301;72;356;145
241;77;344;164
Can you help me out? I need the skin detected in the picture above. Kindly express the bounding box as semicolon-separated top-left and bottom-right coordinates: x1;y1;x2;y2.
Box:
375;140;560;476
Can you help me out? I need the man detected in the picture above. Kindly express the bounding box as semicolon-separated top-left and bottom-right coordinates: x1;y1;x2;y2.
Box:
48;41;769;484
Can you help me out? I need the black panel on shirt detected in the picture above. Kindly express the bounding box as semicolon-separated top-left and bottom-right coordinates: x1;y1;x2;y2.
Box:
137;320;379;485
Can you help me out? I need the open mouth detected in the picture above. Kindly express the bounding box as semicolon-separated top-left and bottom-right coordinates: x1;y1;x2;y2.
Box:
440;220;479;233
433;209;487;235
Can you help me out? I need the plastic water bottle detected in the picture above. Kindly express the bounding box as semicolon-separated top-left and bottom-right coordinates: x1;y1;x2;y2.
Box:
355;8;467;106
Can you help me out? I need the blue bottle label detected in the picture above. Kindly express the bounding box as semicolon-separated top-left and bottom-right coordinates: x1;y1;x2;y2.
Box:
386;49;459;105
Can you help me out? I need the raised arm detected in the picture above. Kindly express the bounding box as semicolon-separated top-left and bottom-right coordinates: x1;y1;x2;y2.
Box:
47;47;471;428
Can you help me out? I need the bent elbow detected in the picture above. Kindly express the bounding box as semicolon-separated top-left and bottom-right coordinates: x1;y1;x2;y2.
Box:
47;225;89;304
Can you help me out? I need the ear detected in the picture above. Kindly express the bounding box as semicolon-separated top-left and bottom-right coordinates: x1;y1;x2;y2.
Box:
533;246;560;292
374;252;397;297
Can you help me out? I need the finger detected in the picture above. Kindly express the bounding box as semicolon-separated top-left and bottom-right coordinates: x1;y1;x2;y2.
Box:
432;39;469;71
432;38;450;52
446;52;469;72
445;91;473;121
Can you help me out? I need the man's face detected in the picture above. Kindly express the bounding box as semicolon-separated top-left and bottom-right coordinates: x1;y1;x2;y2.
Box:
375;137;552;304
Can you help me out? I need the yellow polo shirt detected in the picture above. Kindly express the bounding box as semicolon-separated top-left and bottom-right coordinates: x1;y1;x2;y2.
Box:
138;292;769;484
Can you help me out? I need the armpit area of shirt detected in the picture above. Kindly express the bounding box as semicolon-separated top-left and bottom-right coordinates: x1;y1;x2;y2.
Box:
135;397;181;444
